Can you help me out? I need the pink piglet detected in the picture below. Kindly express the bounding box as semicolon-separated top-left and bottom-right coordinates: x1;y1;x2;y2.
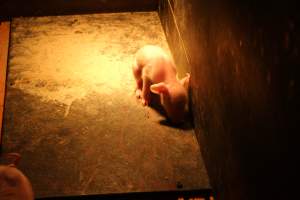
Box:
0;153;34;200
132;45;190;123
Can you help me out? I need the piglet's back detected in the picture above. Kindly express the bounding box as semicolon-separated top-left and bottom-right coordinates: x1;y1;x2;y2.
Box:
135;45;168;64
135;45;177;83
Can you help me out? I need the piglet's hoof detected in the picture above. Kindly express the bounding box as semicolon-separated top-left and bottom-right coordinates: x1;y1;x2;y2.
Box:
141;99;148;106
135;89;142;99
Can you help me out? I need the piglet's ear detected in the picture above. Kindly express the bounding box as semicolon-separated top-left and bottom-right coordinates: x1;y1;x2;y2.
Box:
150;82;168;94
180;73;190;90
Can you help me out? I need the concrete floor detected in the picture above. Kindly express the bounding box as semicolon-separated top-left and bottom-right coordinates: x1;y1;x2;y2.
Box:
2;12;210;198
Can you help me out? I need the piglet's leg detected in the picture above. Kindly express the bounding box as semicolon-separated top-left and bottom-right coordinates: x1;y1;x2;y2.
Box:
132;63;143;99
141;75;151;106
135;80;142;99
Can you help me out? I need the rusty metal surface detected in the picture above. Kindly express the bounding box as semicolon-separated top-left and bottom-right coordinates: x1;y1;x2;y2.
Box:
2;12;210;198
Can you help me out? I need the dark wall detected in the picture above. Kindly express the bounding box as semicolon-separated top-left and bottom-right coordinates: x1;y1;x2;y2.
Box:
160;0;297;199
0;0;158;19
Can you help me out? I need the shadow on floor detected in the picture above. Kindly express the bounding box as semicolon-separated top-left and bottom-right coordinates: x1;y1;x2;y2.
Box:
149;94;194;131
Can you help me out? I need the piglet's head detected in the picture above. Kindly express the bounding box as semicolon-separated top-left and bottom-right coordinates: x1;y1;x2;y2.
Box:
150;73;190;124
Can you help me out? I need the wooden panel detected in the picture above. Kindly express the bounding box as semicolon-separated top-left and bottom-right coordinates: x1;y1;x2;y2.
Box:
158;0;190;78
159;0;297;200
0;21;10;145
0;0;158;19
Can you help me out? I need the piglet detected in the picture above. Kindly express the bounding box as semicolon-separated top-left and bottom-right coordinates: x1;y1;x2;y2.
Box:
0;153;34;200
132;45;190;123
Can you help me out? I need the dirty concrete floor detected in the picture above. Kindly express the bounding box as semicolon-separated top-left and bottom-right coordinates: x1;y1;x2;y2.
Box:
2;12;210;198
